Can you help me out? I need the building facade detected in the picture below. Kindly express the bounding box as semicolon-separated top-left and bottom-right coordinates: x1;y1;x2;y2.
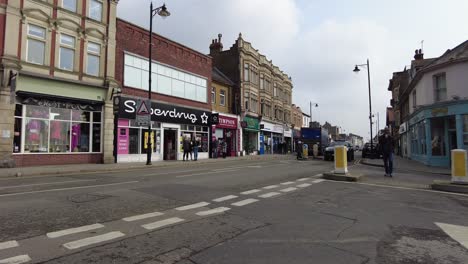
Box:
209;33;293;155
302;113;310;128
115;19;212;162
395;44;468;167
211;67;240;157
0;0;119;167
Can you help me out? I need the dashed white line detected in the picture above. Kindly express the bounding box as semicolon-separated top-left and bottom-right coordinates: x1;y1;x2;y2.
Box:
122;212;164;222
47;223;105;238
263;185;279;190
196;207;231;216
213;195;238;202
0;255;32;264
312;179;325;183
280;181;295;185
297;183;312;188
296;178;310;182
259;192;281;198
63;231;125;250
240;189;261;195
280;187;298;193
0;179;96;190
232;198;259;207
314;174;323;177
142;217;185;230
175;202;210;211
0;240;19;250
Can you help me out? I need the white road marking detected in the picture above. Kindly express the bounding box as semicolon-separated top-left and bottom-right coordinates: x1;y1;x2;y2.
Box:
47;223;105;238
240;189;261;195
231;198;259;206
280;181;295;185
312;179;325;183
263;185;279;189
211;168;241;173
296;178;310;182
142;217;185;230
63;231;125;250
0;240;19;250
297;183;312;188
280;187;298;193
0;179;96;190
0;181;139;198
175;202;210;211
122;212;164;222
0;255;31;264
314;174;323;177
436;222;468;249
259;192;281;198
213;195;238;202
196;207;231;216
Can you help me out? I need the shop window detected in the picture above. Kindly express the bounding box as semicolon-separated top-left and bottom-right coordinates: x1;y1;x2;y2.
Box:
92;124;101;152
220;90;226;106
13;118;22;153
431;118;445;156
27;25;46;65
59;34;75;71
50;108;71;120
86;42;100;76
24;119;49;153
71;123;90;152
62;0;77;12
50;121;70;152
72;110;90;122
128;128;139;154
89;0;103;21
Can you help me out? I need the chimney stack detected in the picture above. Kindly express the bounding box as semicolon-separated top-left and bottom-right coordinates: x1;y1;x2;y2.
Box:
209;33;223;56
414;49;424;60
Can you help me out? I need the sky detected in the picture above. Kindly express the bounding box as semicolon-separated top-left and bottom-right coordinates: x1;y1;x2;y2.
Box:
117;0;468;141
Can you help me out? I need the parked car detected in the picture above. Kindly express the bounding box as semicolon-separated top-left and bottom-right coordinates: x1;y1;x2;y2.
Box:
361;142;382;159
324;141;355;162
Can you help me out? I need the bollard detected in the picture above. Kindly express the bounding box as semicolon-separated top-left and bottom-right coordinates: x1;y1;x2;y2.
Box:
452;149;468;184
334;146;348;174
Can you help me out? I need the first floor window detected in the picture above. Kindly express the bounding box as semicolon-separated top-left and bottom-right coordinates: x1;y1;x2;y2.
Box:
220;90;226;106
59;34;75;71
211;87;216;104
86;42;101;76
62;0;77;12
89;0;103;21
27;25;46;65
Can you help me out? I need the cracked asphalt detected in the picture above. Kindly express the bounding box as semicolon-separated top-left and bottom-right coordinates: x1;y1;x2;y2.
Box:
1;155;468;263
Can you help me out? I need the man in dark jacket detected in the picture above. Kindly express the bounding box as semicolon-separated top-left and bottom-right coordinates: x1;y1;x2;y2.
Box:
183;137;191;161
379;127;395;177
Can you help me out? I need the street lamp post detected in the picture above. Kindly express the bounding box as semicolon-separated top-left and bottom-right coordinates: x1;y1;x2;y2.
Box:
147;2;170;165
353;59;374;155
309;101;318;127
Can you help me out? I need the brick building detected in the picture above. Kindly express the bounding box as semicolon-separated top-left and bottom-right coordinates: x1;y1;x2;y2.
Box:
209;33;294;155
114;19;212;162
0;0;119;167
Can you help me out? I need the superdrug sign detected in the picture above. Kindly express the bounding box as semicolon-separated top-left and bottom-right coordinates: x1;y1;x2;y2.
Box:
119;97;211;126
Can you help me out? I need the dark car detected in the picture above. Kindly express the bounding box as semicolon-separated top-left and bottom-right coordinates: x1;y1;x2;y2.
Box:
324;141;355;162
361;142;382;159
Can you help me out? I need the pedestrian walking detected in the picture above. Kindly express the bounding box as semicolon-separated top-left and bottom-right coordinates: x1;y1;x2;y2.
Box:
379;127;395;177
212;138;218;159
222;140;227;159
183;136;191;161
192;137;200;161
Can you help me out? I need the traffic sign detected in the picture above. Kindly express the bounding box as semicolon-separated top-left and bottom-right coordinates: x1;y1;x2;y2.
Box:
136;99;151;126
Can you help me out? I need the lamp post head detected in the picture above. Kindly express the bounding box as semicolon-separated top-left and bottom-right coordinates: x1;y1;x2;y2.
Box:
158;4;171;18
353;65;360;73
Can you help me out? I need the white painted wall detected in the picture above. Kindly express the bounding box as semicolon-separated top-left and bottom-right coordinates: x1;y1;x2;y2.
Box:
410;62;468;114
302;115;310;127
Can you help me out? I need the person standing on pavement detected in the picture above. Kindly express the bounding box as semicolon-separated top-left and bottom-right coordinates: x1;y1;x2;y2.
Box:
379;127;395;177
192;137;200;161
222;139;228;158
183;136;191;161
212;138;218;159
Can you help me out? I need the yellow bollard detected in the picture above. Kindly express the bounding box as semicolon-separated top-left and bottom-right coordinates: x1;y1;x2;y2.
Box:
334;146;348;174
452;149;468;184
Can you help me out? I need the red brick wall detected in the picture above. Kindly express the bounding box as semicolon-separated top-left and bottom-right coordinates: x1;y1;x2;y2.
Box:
116;19;212;111
13;154;103;167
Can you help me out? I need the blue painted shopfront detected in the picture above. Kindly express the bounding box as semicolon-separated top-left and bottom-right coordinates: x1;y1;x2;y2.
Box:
408;100;468;167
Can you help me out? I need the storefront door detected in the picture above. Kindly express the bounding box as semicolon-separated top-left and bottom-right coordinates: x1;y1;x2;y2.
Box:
164;129;177;160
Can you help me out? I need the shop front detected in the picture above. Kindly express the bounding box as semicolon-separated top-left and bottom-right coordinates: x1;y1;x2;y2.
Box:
283;126;292;153
260;121;284;154
292;129;301;152
407;101;468;167
242;116;260;155
117;96;211;162
213;114;239;157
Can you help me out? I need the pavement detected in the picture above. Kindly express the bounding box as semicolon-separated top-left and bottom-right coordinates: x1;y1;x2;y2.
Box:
0;154;295;178
1;155;468;264
361;153;451;175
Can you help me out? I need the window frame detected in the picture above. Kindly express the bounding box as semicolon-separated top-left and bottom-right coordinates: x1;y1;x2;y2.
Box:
434;73;447;102
58;33;76;71
244;63;249;82
220;89;226;106
26;24;46;65
62;0;77;12
86;41;101;76
89;0;103;22
211;87;216;105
